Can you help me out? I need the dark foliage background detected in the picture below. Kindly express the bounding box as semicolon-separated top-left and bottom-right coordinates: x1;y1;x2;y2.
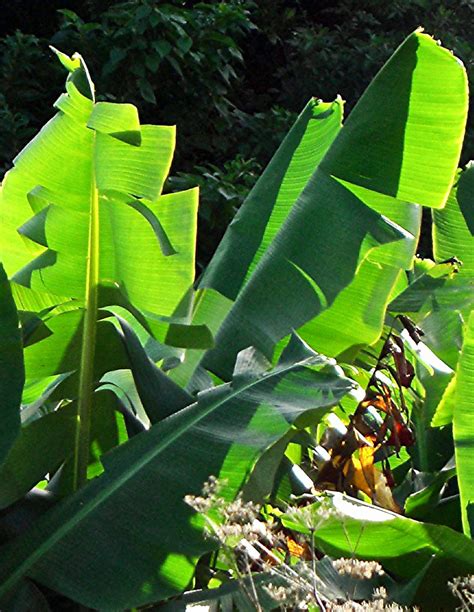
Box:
1;0;473;268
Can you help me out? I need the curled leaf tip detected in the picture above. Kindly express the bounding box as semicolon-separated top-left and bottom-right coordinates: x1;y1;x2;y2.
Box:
49;46;81;73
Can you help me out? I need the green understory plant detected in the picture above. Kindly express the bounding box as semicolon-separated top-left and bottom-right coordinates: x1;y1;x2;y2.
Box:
167;154;261;270
0;29;472;610
183;478;424;611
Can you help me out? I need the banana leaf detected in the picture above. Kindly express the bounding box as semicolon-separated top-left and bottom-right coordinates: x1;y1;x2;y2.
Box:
283;493;474;608
195;31;468;379
0;264;24;465
0;50;200;488
0;340;352;609
453;311;474;537
433;163;474;279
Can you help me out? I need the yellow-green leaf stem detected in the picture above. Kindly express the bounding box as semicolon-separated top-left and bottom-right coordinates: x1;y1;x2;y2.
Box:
453;311;474;537
73;146;100;491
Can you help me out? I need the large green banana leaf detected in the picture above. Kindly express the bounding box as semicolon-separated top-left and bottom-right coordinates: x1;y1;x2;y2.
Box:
433;163;474;278
201;97;344;299
0;50;198;390
169;97;343;387
0;51;197;315
296;29;469;357
0;340;352;609
388;164;473;483
0;50;199;487
427;165;474;430
453;311;474;537
191;31;468;380
390;164;473;438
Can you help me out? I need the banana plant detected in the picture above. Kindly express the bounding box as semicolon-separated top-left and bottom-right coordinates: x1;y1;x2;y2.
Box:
0;29;472;610
390;163;474;538
0;48;352;607
0;48;200;491
176;29;468;384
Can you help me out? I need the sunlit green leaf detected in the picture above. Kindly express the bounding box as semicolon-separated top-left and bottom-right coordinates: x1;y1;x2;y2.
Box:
283;494;474;608
199;31;468;377
433;164;474;278
453;311;474;537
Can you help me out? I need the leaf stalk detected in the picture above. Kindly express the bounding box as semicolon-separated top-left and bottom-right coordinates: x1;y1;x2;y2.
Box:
73;144;100;491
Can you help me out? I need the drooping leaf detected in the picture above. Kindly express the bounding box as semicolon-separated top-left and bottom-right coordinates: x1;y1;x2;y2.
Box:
0;264;24;465
20;372;73;425
0;404;76;509
404;459;456;520
0;345;352;609
114;315;194;423
96;374;147;437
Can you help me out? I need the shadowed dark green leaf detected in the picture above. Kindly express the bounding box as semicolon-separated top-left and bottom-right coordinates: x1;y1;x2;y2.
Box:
0;346;352;608
0;404;76;509
201;98;344;300
114;315;193;423
0;265;24;465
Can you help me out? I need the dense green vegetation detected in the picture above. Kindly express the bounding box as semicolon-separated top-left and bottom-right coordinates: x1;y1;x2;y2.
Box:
0;27;472;610
1;0;473;266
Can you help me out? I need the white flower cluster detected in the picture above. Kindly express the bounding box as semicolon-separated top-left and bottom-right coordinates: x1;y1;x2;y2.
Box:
332;558;385;580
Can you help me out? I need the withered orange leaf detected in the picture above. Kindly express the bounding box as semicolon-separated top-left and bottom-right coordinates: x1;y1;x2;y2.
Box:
286;536;312;560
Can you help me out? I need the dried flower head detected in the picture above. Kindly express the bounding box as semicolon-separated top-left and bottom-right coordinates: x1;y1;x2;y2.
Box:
183;493;212;514
327;602;416;611
263;582;288;603
184;476;229;516
184;476;273;550
372;587;388;601
201;474;223;496
332;558;384;580
222;494;259;525
242;518;274;544
263;578;312;609
448;574;474;610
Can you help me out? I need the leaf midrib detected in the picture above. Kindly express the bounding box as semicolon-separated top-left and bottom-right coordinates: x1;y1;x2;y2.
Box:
0;354;329;592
